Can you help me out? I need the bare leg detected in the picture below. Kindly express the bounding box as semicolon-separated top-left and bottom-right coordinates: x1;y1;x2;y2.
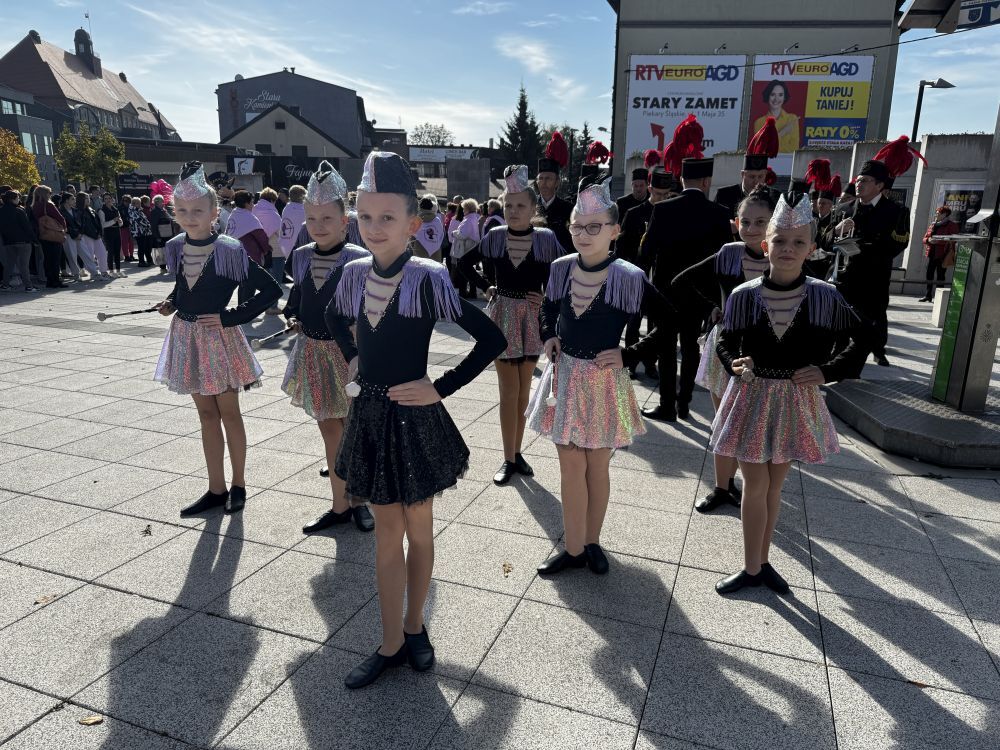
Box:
556;443;589;555
514;359;535;455
737;460;771;575
372;503;406;655
317;418;349;513
402;499;434;634
496;360;519;461
584;447;612;545
761;461;792;563
192;393;225;493
710;392;739;489
215;391;247;487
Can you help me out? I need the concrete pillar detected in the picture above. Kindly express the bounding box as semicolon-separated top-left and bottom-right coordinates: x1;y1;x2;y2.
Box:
446;158;490;202
790;147;854;182
708;152;746;200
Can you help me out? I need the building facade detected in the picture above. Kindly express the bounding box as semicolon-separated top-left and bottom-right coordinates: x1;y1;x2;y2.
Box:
0;85;58;186
0;29;179;141
216;70;372;156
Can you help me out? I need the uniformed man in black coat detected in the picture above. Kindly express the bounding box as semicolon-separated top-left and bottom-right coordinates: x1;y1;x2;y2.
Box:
615;166;650;226
618;166;678;379
639;157;732;421
804;185;838;280
535;155;573;251
714;152;775;223
835;159;910;366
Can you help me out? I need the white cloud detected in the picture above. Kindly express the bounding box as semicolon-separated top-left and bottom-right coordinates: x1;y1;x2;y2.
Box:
522;20;553;28
53;0;83;7
494;34;586;103
453;1;512;15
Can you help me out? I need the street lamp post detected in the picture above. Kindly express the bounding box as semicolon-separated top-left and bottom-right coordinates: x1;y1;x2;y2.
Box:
912;78;956;142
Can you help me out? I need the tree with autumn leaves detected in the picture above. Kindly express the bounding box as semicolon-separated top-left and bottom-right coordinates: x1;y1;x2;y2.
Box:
54;124;138;190
0;128;41;192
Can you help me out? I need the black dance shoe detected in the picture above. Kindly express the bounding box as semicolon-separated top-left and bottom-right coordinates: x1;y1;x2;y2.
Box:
302;508;353;534
715;570;764;595
641;405;677;422
319;465;330;477
345;644;409;689
584;543;610;575
180;490;228;517
628;366;638;380
404;627;435;672
695;487;734;514
760;563;790;594
728;478;743;504
677;401;690;419
353;505;375;532
493;461;517;485
874;353;891;367
645;362;659;380
225;485;247;514
537;549;588;575
513;453;534;477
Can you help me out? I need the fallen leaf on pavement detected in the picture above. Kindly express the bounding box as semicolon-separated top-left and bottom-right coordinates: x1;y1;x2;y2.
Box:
33;594;59;606
78;715;104;726
502;562;513;578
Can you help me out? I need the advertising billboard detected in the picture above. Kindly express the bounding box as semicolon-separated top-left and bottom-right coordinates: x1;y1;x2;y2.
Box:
625;55;747;167
749;55;875;174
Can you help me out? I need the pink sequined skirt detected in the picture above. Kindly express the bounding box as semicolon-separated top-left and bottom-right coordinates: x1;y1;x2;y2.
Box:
487;294;542;361
527;353;646;449
154;317;263;396
282;335;350;420
710;377;840;465
696;324;730;400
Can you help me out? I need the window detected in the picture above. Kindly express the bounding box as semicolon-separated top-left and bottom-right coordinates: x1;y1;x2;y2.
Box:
20;132;36;154
2;99;25;115
254;143;273;154
291;145;308;160
274;121;286;130
42;135;52;156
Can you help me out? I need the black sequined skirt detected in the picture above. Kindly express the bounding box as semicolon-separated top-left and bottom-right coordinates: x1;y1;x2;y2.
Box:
335;393;470;505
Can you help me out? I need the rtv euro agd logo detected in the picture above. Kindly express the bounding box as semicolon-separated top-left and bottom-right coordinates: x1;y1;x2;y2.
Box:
769;61;861;77
634;64;740;81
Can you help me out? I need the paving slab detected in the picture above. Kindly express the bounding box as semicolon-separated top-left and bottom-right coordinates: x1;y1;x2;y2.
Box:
900;476;1000;523
0;560;83;630
95;523;285;610
920;513;1000;565
0;680;61;744
818;591;1000;701
609;443;706;478
70;397;175;428
800;466;912;508
431;522;556;596
525;553;676;628
0;451;107;494
217;645;464;750
0;442;41;467
76;611;315;748
456;480;565;539
633;730;712;749
473;599;660;725
811;536;965;615
3;416;114;450
0;495;97;554
0;584;190;697
429;683;637;749
207;549;375;641
666;566;823;662
641;633;837;749
33;465;181;509
18;390;117;417
0;702;193;749
806;495;934;554
828;667;1000;750
597;501;690;564
122;435;208;475
938;557;1000;624
111;475;260;527
54;425;180;463
190;446;319;490
210;488;334;548
255;421;328;457
0;408;54;435
331;578;518;680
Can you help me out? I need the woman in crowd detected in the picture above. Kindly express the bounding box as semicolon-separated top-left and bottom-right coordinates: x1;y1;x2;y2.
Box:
31;185;68;289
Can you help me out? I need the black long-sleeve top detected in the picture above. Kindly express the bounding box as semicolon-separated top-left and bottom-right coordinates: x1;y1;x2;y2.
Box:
715;273;869;383
670;241;764;321
60;206;81;239
78;206;102;239
282;241;369;339
0;203;35;244
456;226;564;296
325;250;506;399
539;253;673;366
164;233;282;327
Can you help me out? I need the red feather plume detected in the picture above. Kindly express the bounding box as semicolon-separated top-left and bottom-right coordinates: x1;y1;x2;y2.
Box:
765;167;777;186
829;174;842;198
663;115;705;175
747;116;779;158
873;135;928;178
805;159;832;189
643;149;661;169
544;131;569;169
585;141;611;165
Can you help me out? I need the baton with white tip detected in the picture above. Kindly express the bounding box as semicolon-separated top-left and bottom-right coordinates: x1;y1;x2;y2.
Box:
96;306;160;321
250;326;294;350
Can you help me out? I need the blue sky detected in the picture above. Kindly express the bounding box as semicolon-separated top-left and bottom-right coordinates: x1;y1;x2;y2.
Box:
2;1;998;146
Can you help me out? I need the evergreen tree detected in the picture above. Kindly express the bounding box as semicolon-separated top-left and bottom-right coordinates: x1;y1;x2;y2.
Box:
499;86;544;175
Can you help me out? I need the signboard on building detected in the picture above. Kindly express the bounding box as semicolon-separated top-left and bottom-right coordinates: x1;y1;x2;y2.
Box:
933;181;986;232
409;147;477;163
749;55;874;175
115;172;151;196
624;55;747;166
227;155;341;188
958;0;1000;28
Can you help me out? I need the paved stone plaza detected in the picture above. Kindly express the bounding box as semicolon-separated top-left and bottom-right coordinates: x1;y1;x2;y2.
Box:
0;267;998;749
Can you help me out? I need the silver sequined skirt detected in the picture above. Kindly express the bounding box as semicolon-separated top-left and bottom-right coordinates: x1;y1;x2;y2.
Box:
154;317;262;396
